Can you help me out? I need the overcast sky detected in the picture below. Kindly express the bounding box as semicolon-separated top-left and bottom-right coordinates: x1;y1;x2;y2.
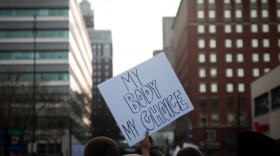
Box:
86;0;181;75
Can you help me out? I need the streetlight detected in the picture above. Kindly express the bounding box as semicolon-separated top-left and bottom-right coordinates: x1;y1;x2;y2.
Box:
214;74;241;135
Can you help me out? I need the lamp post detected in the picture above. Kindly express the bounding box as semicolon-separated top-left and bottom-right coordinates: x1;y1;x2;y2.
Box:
32;15;37;156
214;74;241;135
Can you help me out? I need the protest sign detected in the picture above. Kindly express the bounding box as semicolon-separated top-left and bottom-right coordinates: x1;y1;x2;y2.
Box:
97;52;194;146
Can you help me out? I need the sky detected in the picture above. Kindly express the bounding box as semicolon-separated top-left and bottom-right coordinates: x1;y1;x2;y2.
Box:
88;0;181;76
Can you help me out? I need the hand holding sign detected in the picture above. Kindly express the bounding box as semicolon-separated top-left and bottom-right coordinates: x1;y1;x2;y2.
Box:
98;52;194;146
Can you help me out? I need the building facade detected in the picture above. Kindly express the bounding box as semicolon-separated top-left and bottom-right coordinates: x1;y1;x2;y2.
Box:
172;0;280;155
0;0;92;155
251;64;280;143
79;0;122;143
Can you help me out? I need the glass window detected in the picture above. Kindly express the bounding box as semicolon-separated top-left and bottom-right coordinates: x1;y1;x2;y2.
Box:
278;10;280;18
199;53;206;63
226;68;233;77
254;93;269;117
210;68;217;77
224;0;230;4
252;53;259;62
226;53;233;62
225;39;232;48
211;113;219;125
263;53;270;62
211;83;218;93
209;25;216;33
251;24;258;33
237;68;244;77
198;10;204;19
238;83;245;92
200;83;207;93
209;10;216;19
263;39;269;48
251;0;256;3
209;39;216;48
237;53;244;62
225;25;232;33
236;39;243;48
278;25;280;32
224;10;231;19
235;0;241;3
206;129;216;141
210;53;217;63
251;10;257;18
209;0;215;4
198;0;204;4
227;83;234;92
262;24;269;33
261;0;267;3
199;68;206;78
236;24;243;33
271;86;280;110
253;68;260;77
227;113;235;125
235;10;242;18
262;10;268;18
198;25;205;33
264;68;270;73
252;39;258;48
198;39;205;48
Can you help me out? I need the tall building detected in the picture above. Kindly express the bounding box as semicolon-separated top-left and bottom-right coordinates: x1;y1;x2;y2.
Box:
0;0;92;155
80;0;94;28
79;0;122;142
172;0;280;155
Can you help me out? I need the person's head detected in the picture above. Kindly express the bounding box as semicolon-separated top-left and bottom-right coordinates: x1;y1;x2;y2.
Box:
237;131;280;156
84;136;120;156
176;147;203;156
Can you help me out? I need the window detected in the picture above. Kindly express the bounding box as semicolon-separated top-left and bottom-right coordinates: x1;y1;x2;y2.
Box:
224;0;230;4
225;25;232;33
227;113;235;125
224;10;231;19
261;10;268;18
209;25;216;33
210;53;217;63
238;83;245;92
263;39;269;48
211;113;219;126
209;0;215;4
252;53;259;62
235;0;241;3
210;68;217;77
262;24;269;33
254;93;269;117
200;83;207;93
199;53;206;63
235;10;242;18
209;10;216;19
198;0;204;4
264;68;270;73
263;53;270;62
252;39;258;48
211;83;218;93
251;10;257;18
209;39;216;48
236;39;243;48
226;53;233;62
225;39;232;48
253;68;260;77
227;83;234;92
237;53;244;63
211;98;219;107
198;25;205;33
251;24;258;33
237;68;244;77
226;68;233;77
236;24;243;33
278;10;280;18
206;129;216;141
271;86;280;110
198;39;205;48
198;10;204;19
199;68;206;78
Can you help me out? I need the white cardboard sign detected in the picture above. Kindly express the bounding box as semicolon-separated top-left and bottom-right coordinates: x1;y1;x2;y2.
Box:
97;52;194;146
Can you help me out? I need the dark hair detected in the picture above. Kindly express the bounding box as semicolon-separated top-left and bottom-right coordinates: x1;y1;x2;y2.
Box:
177;147;203;156
84;136;120;156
